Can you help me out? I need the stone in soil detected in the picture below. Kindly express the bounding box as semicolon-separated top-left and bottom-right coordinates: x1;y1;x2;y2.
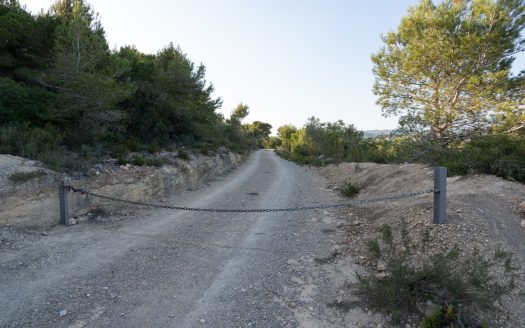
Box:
518;200;525;212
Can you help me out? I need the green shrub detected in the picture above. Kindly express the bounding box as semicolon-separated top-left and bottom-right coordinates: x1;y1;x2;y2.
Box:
422;307;458;328
0;124;90;173
8;170;47;183
126;139;142;152
131;155;145;166
117;155;128;166
0;124;60;159
145;157;162;167
422;309;442;328
275;150;322;166
274;117;525;185
380;224;393;245
339;183;360;197
200;145;209;155
177;149;189;160
147;144;161;154
263;136;282;149
111;144;129;160
42;151;90;173
367;239;381;260
356;227;516;324
439;135;525;183
208;143;220;152
421;227;431;249
78;144;100;160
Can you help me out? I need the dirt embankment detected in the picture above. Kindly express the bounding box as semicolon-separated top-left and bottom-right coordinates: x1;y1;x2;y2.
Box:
315;162;525;327
0;149;245;228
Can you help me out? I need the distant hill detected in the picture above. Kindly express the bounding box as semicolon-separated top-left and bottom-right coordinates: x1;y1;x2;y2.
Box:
363;129;392;138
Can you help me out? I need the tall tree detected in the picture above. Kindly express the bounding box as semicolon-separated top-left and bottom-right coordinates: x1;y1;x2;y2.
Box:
372;0;525;145
245;121;272;147
276;124;298;151
229;102;249;125
46;0;134;144
304;117;364;159
117;43;222;144
0;0;57;76
0;1;58;125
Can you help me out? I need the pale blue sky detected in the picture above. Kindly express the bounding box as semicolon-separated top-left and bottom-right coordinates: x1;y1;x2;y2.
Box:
21;0;525;132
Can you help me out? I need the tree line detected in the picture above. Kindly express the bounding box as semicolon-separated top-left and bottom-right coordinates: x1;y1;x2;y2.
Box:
0;0;271;172
271;0;525;183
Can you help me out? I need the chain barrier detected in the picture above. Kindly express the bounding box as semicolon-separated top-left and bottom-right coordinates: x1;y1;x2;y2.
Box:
64;185;433;213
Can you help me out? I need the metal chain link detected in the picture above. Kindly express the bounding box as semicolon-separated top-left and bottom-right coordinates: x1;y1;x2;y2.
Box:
65;185;433;213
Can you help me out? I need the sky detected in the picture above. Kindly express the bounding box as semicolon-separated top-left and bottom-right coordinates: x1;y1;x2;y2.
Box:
21;0;525;132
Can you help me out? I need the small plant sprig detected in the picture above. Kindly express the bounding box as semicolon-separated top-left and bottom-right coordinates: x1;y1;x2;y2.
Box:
339;183;360;198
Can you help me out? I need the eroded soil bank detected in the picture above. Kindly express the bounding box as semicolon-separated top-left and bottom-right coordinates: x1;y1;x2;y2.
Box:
0;149;245;228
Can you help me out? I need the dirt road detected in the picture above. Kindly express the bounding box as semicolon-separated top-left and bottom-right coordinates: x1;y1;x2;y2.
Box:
0;150;347;328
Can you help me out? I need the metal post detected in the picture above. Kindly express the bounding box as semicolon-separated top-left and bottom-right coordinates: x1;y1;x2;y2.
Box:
59;179;68;225
433;167;447;224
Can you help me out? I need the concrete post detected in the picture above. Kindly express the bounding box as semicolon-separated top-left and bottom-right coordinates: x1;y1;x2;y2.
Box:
433;167;447;224
59;178;69;225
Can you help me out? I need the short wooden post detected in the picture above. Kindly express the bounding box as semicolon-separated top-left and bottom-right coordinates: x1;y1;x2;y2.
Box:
433;167;447;224
59;179;69;225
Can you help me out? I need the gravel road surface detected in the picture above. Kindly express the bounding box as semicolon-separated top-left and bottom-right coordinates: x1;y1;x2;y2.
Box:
0;150;343;328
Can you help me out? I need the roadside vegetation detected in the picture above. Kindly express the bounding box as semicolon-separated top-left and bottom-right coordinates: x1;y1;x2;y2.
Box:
270;0;525;183
272;119;525;183
0;0;271;173
358;223;517;326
